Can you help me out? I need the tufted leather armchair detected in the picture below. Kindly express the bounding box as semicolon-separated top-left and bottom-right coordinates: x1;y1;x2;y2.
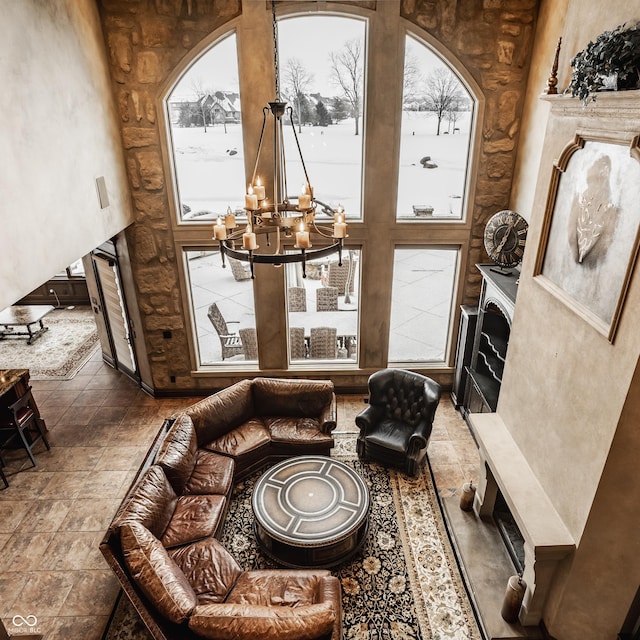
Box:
356;369;441;477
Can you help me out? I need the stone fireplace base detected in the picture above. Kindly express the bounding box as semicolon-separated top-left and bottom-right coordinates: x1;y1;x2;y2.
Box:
442;413;575;638
442;494;537;639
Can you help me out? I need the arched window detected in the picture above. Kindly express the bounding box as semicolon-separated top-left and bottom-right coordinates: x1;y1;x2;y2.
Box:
277;15;366;219
397;35;473;220
167;33;246;222
164;12;478;375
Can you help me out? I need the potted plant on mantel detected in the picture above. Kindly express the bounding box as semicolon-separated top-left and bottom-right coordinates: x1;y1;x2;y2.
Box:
568;21;640;105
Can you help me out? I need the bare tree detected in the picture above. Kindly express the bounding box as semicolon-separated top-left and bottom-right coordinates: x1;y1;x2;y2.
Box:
190;77;213;133
445;94;467;133
423;68;464;135
402;50;422;107
330;39;364;135
283;57;314;133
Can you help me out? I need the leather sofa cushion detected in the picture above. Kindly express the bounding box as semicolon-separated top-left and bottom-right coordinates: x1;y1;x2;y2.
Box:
186;449;234;495
187;379;255;445
156;415;235;495
226;570;328;607
264;417;332;446
204;419;270;457
113;465;177;540
120;522;197;625
253;378;334;417
161;494;226;548
364;419;416;453
155;414;199;494
169;537;242;604
188;601;335;640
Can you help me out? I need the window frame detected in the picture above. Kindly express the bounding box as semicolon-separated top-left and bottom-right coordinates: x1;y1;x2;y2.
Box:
158;8;481;379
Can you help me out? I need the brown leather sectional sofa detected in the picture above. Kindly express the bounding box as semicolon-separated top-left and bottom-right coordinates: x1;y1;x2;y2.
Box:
100;377;342;640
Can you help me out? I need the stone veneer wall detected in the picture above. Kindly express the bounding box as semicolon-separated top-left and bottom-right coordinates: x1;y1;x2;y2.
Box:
97;0;538;392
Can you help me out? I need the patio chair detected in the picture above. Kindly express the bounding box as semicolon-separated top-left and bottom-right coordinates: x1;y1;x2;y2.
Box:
309;327;337;359
289;326;307;360
287;286;307;312
328;259;355;294
207;303;243;360
228;257;252;281
316;286;338;312
239;327;258;361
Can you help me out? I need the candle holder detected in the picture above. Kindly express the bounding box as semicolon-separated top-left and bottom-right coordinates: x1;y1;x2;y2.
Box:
214;0;347;280
459;480;476;511
501;574;526;623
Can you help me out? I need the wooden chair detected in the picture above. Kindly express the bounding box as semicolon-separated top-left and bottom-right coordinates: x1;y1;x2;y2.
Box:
239;327;258;361
207;303;243;360
328;260;355;294
289;326;307;360
228;257;252;281
0;386;50;468
309;327;337;359
316;286;339;312
287;286;307;312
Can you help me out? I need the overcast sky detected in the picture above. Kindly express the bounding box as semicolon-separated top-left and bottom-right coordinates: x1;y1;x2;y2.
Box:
174;15;364;99
173;15;451;100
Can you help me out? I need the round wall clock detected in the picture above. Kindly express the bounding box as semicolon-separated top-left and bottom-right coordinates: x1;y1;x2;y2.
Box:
483;210;528;268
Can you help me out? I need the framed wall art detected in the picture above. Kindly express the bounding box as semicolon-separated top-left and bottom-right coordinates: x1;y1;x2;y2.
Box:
533;130;640;342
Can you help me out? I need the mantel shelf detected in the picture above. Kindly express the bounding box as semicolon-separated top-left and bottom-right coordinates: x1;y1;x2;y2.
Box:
539;88;640;116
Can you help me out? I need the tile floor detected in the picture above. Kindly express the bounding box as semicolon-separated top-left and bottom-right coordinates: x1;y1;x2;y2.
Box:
0;351;479;639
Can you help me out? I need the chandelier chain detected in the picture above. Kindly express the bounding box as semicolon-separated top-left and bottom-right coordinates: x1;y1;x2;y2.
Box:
271;0;280;100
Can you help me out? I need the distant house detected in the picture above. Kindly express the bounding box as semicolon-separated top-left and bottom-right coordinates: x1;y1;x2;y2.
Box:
168;91;241;127
210;91;241;124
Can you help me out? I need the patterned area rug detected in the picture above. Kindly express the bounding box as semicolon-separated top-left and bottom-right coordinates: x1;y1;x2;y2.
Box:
0;307;99;380
103;434;480;640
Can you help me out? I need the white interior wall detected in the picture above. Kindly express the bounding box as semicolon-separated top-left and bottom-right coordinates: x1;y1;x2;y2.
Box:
0;0;132;310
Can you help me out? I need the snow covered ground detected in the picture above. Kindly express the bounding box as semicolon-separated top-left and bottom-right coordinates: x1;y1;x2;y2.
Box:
170;110;471;220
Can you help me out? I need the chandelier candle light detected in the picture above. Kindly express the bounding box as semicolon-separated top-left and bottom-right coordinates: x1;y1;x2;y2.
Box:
212;0;347;279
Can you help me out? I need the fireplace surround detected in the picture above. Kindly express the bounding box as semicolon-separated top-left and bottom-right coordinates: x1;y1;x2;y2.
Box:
470;413;575;626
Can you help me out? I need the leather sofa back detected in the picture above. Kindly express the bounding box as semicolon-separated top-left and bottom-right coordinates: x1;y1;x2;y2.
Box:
252;378;334;417
113;465;178;540
155;414;199;494
186;379;254;446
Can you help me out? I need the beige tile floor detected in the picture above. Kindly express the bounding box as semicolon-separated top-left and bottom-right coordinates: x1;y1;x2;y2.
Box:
0;352;479;639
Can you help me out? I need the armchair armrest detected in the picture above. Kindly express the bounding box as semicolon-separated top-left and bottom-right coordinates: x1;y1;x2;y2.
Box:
319;392;337;433
355;404;382;435
406;418;432;455
224;320;240;337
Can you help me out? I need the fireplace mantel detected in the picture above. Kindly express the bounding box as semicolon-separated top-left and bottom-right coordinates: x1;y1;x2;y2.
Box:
540;89;640;117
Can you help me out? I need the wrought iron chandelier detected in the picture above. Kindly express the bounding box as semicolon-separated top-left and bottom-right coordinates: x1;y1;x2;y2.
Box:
213;0;347;279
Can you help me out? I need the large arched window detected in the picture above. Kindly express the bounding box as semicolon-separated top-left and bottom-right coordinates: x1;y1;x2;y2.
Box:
277;15;366;219
167;33;246;221
164;10;478;375
397;35;473;220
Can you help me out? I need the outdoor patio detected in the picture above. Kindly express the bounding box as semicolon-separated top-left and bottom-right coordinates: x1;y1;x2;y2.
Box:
186;247;456;366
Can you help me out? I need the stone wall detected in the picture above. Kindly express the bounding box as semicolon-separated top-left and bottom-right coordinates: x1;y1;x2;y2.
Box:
98;0;242;389
97;0;538;391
